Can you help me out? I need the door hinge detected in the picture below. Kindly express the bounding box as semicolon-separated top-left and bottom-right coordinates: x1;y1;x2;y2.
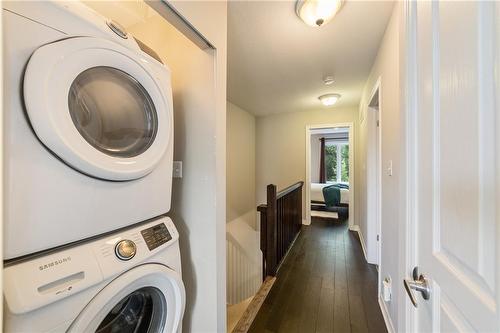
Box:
376;120;380;127
377;234;380;241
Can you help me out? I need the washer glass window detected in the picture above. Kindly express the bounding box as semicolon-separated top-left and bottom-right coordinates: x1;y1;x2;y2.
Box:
68;66;158;158
96;287;166;333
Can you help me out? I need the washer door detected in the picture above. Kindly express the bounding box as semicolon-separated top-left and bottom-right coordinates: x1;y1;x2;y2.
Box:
24;37;172;181
69;264;185;333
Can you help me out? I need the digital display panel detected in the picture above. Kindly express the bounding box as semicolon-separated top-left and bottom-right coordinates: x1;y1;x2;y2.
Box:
141;223;172;251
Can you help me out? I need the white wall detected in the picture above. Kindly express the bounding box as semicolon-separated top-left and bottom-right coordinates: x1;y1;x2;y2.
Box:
83;2;227;332
356;3;401;330
227;102;256;228
158;2;228;331
256;107;358;220
225;102;261;306
0;5;4;328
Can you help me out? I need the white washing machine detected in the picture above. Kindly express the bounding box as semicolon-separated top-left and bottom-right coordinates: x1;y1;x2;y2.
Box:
3;1;174;259
4;216;185;332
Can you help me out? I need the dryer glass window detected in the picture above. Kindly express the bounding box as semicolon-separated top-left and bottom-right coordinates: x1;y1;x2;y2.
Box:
96;287;166;333
68;66;158;158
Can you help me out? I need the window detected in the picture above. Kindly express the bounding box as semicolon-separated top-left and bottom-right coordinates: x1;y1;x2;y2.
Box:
325;145;337;181
325;141;349;183
341;144;349;182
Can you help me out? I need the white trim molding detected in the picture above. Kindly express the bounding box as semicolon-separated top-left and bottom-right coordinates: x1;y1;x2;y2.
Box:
349;225;368;261
379;296;396;333
399;1;418;332
365;77;382;266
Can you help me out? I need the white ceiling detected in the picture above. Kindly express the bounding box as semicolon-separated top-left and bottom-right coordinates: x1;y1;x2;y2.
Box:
227;1;395;116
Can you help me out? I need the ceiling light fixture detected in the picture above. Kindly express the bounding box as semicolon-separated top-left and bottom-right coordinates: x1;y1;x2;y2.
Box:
296;0;344;27
319;93;341;106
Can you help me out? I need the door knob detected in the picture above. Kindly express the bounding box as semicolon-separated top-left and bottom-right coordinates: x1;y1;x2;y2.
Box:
404;266;431;307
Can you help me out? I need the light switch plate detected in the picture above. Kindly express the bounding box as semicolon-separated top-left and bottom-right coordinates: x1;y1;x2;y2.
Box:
173;161;182;178
383;277;392;302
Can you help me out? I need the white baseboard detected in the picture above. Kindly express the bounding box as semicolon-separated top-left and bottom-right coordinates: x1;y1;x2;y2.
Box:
378;296;396;333
348;225;359;232
348;225;368;261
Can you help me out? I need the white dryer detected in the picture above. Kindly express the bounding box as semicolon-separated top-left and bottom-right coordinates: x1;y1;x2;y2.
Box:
4;216;185;332
3;1;174;259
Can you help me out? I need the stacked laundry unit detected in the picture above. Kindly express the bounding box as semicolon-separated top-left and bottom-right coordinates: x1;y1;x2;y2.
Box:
2;1;185;332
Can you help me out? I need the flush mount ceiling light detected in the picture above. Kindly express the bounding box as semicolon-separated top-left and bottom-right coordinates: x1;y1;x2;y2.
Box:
296;0;344;27
319;93;341;106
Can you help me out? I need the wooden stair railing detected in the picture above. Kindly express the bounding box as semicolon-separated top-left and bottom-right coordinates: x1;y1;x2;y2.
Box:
258;181;303;279
231;276;276;333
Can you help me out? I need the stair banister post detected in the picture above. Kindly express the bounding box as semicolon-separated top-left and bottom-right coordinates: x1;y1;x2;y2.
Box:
266;184;278;276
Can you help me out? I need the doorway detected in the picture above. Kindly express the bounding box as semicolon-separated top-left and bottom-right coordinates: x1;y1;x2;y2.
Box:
366;82;382;266
305;123;354;227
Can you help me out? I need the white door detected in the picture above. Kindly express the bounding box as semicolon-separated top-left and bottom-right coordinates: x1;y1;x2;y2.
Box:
406;1;500;332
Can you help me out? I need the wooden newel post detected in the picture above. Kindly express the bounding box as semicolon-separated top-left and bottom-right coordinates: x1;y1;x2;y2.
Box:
297;185;303;231
266;184;278;276
257;204;268;281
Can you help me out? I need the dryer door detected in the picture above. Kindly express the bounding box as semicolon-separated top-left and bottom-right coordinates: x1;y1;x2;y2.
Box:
23;37;172;181
69;264;185;333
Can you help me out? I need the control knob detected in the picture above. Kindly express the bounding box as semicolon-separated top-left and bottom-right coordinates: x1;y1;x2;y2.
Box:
115;239;136;261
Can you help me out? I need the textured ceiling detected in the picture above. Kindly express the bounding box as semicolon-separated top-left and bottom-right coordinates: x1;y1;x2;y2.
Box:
227;1;395;116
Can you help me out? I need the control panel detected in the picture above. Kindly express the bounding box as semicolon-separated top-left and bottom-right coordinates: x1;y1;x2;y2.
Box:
3;216;178;315
141;223;172;251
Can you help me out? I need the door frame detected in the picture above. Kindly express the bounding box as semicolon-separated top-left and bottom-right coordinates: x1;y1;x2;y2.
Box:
304;122;354;228
366;78;382;266
400;0;418;332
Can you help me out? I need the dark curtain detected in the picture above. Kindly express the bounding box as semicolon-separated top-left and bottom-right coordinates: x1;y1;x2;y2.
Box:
319;137;326;183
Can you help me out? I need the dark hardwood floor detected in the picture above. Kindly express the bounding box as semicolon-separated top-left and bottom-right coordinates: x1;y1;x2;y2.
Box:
248;217;387;333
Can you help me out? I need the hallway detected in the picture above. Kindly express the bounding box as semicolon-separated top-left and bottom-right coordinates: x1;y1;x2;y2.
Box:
249;217;386;333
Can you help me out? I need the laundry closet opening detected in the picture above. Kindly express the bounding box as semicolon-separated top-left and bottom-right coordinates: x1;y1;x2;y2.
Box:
77;2;224;332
